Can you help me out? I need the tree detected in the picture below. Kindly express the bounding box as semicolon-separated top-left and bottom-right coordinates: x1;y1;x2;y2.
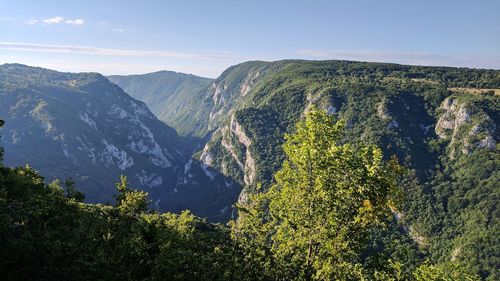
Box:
63;178;85;202
114;175;149;215
233;108;402;280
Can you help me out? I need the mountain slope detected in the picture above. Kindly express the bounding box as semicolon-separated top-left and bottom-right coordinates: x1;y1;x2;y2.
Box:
196;60;498;192
108;71;212;137
192;60;499;279
0;64;239;221
109;62;274;138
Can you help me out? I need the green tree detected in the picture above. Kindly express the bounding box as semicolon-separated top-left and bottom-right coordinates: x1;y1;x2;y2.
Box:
413;261;480;281
114;175;149;215
233;108;402;280
63;178;85;202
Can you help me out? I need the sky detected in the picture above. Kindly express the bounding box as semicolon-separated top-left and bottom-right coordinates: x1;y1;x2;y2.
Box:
0;0;499;78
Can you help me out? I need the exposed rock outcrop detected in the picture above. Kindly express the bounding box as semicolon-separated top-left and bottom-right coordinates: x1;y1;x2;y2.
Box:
230;115;256;186
435;96;496;158
377;100;399;129
202;115;256;185
435;97;471;139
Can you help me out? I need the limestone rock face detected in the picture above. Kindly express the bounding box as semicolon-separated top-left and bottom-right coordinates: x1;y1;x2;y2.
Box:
435;96;497;157
435;97;471;139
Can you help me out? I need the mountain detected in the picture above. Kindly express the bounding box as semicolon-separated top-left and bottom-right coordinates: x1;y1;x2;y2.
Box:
0;64;240;221
193;60;498;192
1;60;499;278
107;60;499;278
108;71;213;137
180;60;498;279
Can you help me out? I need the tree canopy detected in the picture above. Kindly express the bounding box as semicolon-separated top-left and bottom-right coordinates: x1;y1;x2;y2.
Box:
232;108;405;279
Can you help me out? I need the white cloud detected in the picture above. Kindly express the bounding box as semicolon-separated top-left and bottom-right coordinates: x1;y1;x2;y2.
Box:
296;49;500;69
0;41;248;61
111;28;124;33
26;16;85;26
66;19;84;25
42;16;64;24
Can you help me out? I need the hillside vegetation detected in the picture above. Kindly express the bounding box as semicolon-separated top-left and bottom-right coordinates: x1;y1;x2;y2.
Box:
189;61;499;279
0;114;481;280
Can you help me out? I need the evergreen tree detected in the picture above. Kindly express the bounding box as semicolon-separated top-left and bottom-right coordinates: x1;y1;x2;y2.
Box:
63;178;85;202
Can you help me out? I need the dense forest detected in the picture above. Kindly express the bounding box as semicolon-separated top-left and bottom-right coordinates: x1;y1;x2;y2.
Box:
0;111;484;280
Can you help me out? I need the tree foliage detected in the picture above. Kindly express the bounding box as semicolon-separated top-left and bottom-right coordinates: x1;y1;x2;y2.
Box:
0;167;236;280
233;108;404;279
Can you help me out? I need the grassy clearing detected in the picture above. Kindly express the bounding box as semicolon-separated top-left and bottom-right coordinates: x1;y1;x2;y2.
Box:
448;87;500;95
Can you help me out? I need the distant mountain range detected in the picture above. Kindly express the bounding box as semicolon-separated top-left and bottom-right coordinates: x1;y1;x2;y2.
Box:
0;60;499;278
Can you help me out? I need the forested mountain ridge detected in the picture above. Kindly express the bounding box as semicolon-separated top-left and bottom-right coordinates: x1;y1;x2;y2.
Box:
154;60;497;279
0;63;240;221
193;60;498;189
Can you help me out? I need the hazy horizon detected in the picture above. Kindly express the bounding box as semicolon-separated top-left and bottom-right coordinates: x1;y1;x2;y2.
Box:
3;57;500;80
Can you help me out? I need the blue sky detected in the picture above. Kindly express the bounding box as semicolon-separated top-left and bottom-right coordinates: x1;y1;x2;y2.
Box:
1;0;499;77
